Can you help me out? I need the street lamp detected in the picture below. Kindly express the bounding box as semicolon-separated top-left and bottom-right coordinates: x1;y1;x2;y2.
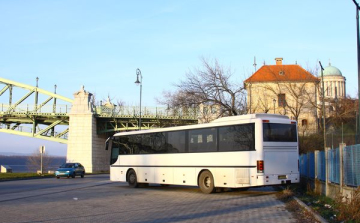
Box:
352;0;360;142
272;99;276;114
135;68;142;130
320;61;326;150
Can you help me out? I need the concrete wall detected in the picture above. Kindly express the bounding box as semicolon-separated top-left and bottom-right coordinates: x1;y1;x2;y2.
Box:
312;179;357;200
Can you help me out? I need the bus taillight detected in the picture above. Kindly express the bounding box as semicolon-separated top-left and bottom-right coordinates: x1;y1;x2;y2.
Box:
262;120;269;123
257;160;264;173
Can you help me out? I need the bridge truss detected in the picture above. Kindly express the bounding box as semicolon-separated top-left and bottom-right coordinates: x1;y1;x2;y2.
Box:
0;77;72;144
95;106;198;133
0;77;199;144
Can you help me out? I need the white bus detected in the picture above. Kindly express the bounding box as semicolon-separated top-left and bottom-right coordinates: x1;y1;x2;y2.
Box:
106;114;299;193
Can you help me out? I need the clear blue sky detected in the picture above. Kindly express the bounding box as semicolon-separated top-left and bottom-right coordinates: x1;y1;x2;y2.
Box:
0;0;358;156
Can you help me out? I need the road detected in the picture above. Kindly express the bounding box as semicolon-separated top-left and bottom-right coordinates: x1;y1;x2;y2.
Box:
0;174;296;223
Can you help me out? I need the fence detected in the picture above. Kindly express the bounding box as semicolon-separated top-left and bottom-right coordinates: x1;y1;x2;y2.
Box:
343;145;360;187
300;144;360;188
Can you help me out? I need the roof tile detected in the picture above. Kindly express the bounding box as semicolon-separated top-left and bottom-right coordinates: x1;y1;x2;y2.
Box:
244;65;319;83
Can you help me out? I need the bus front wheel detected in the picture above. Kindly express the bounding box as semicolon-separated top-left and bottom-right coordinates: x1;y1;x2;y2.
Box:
127;169;139;188
199;170;215;194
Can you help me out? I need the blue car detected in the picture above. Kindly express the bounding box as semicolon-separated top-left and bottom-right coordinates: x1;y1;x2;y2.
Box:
55;163;85;179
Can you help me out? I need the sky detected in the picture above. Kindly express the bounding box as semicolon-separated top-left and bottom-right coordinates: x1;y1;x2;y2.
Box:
0;0;358;156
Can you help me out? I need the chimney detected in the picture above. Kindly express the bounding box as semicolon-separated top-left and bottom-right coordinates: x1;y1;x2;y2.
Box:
275;57;283;65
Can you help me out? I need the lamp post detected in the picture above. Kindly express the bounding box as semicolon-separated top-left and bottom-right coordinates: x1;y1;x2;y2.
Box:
273;99;276;114
135;68;142;130
35;77;39;111
319;61;326;150
353;0;360;143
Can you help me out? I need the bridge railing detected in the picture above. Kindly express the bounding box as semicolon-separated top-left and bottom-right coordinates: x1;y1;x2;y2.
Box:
0;103;199;119
95;106;199;119
0;104;71;114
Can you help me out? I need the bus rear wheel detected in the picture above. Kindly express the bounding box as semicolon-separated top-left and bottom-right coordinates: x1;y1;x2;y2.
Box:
127;169;139;188
199;170;215;194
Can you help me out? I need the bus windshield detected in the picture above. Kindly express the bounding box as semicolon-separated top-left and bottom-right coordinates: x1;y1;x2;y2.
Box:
263;123;297;142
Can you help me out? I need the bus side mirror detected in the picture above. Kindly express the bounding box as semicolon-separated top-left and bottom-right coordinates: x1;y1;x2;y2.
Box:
105;137;113;150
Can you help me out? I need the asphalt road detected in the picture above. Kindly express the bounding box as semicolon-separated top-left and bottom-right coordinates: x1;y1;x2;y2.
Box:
0;174;296;223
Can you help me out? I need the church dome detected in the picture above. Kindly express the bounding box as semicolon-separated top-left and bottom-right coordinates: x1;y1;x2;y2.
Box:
321;65;342;76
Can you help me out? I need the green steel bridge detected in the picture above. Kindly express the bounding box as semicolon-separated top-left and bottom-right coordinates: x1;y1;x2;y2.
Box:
0;77;198;144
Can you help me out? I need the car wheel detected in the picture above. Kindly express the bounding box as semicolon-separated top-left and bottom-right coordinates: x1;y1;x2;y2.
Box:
71;173;75;178
199;170;215;194
127;169;138;188
67;175;70;179
56;176;60;179
81;172;85;178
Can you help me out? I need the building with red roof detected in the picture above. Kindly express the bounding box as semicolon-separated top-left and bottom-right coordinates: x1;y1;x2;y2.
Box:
244;58;320;134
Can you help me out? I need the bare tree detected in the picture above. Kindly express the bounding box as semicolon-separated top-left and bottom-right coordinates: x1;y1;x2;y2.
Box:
26;149;53;172
158;57;247;120
251;90;272;114
328;96;358;129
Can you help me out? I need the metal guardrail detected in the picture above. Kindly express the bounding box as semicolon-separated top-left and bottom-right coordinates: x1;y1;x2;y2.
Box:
0;103;71;114
94;105;199;119
0;103;199;119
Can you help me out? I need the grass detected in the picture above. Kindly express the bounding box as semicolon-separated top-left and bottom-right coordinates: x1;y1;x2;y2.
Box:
297;190;338;222
278;183;360;223
0;172;54;181
277;186;322;223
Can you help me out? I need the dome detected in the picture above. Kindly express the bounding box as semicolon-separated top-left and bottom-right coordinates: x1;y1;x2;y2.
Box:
320;65;342;76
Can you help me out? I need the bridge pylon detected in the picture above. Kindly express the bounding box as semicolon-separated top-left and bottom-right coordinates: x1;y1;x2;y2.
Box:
67;86;110;173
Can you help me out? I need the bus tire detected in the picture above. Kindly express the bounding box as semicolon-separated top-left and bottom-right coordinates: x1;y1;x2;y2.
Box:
127;169;139;188
198;170;215;194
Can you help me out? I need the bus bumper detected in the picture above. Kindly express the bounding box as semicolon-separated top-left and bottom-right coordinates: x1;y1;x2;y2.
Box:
257;173;300;185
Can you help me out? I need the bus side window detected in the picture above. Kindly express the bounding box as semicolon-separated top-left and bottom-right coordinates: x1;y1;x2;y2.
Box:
167;131;186;153
189;128;216;153
219;124;255;151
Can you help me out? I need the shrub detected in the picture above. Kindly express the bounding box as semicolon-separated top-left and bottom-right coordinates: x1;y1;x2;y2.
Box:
335;187;360;222
278;187;294;201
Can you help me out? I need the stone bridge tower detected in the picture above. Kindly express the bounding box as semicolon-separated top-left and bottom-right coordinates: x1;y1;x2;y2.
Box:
67;86;110;173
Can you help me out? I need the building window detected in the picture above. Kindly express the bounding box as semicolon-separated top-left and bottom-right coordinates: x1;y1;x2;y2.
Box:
278;94;286;107
302;119;308;126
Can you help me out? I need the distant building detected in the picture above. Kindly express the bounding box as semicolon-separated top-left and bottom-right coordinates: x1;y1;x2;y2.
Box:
244;57;332;135
321;63;346;100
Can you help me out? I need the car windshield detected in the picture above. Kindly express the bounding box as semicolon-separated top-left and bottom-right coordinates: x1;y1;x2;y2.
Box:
60;163;74;168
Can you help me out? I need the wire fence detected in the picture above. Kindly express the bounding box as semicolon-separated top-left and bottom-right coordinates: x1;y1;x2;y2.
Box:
300;144;360;187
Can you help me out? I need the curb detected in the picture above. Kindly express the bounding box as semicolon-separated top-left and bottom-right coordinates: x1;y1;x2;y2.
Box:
0;175;54;182
293;196;328;223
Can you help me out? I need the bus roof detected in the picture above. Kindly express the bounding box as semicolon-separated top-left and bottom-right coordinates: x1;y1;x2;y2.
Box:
211;113;289;123
112;113;292;137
